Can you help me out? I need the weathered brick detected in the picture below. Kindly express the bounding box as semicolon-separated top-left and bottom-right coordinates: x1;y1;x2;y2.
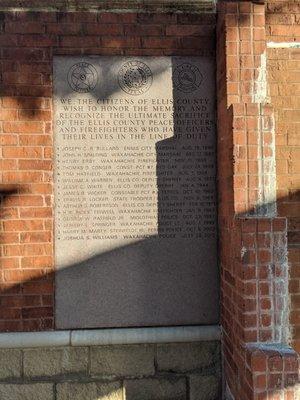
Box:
0;349;22;380
90;344;155;377
0;383;54;400
124;378;186;400
156;342;220;372
23;347;88;377
189;375;221;400
85;24;123;35
56;382;123;400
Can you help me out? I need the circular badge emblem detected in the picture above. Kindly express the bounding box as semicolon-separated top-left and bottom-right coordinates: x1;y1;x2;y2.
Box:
68;62;98;93
118;60;153;95
174;63;203;93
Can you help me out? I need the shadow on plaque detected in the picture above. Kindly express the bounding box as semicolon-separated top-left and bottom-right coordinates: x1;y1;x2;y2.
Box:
55;57;219;329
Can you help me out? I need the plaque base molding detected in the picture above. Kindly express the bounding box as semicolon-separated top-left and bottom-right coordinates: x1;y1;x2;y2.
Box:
0;325;220;349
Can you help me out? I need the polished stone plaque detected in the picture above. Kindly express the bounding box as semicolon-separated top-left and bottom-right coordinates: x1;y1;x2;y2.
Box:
54;56;218;329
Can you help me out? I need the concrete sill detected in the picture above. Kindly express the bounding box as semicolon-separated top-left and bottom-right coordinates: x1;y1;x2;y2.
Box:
0;325;220;348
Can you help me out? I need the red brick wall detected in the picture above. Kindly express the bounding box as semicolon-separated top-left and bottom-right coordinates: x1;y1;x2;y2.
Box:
266;0;300;43
266;1;300;353
0;2;299;399
217;2;299;399
0;10;215;332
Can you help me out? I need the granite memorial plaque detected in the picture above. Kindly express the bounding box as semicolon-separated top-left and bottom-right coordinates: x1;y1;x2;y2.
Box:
54;56;218;329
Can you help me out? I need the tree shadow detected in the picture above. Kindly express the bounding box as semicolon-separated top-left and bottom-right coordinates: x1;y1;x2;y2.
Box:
0;56;219;332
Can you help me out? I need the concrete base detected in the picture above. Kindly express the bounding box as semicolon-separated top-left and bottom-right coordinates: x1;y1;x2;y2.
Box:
0;339;221;400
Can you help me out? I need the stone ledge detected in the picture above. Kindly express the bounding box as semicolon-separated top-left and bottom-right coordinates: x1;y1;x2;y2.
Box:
0;0;216;13
0;325;221;349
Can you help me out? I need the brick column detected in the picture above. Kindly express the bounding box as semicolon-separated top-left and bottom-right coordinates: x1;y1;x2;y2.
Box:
217;2;299;399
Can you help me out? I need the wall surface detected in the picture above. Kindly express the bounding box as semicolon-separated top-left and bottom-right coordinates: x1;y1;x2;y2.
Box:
217;1;299;399
0;1;300;400
0;8;216;332
0;341;221;400
266;0;300;355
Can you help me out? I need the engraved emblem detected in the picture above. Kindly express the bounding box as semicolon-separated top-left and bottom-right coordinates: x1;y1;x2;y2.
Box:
68;62;98;93
174;63;203;93
118;60;153;95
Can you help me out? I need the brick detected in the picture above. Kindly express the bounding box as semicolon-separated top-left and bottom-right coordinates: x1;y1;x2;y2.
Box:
18;35;57;47
0;258;19;269
0;321;22;332
0;159;17;170
2;48;45;61
56;382;122;400
22;306;53;319
124;24;162;36
60;36;100;47
21;256;53;268
90;344;155;377
180;37;214;50
0;134;18;145
102;37;140;48
0;349;22;380
0;108;18;119
5;22;45;34
0;384;53;400
142;37;178;49
19;135;52;146
98;13;137;24
2;171;44;183
47;23;83;35
0;232;19;244
20;232;51;243
178;13;215;25
22;279;53;295
156;342;220;372
24;347;88;377
5;195;44;207
189;374;221;400
251;351;267;372
0;307;21;320
85;24;123;35
18;109;51;121
166;25;214;36
3;121;44;133
22;318;54;331
124;378;186;400
56;11;96;23
18;160;52;170
2;96;46;109
4;220;44;232
3;147;42;159
19;207;52;218
138;13;177;24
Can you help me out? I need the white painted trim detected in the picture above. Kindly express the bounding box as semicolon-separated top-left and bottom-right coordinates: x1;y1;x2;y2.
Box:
0;325;220;348
0;331;70;349
267;42;300;49
71;325;221;346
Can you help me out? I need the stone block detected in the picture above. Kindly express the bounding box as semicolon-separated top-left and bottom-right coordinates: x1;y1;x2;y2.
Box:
156;341;220;373
0;349;22;380
124;378;186;400
23;347;88;377
0;383;54;400
189;375;221;400
90;344;155;377
56;381;123;400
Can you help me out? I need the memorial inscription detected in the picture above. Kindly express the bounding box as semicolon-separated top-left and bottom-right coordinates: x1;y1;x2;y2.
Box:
54;56;219;329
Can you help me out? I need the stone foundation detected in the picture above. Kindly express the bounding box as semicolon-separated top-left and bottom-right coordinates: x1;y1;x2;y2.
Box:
0;341;221;400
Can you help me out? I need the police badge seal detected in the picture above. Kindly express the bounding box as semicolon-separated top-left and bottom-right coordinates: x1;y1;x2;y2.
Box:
118;60;153;95
68;62;98;93
174;63;203;93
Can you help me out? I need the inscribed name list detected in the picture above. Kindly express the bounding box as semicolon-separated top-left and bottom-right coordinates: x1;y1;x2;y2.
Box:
54;56;219;329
